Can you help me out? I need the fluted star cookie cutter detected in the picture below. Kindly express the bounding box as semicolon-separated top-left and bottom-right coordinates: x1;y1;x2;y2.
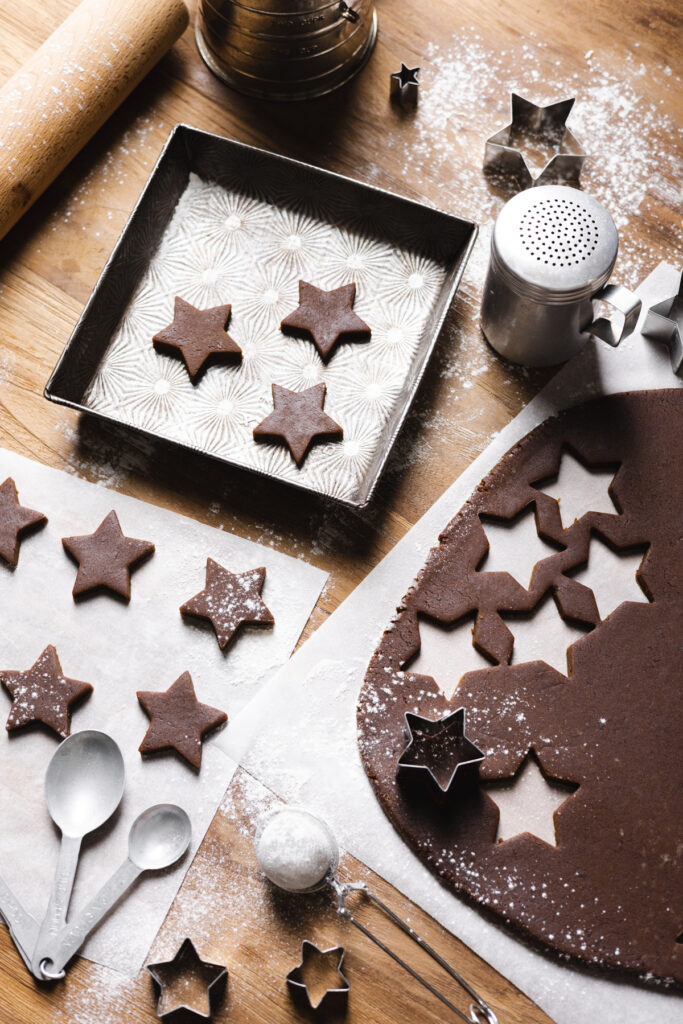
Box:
286;940;350;1012
390;63;420;106
398;708;485;794
641;270;683;375
484;93;586;190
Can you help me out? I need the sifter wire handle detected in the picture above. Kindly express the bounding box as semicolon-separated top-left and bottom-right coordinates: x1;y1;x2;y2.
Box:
330;879;499;1024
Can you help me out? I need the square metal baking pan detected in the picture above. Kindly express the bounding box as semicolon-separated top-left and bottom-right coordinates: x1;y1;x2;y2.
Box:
46;125;476;507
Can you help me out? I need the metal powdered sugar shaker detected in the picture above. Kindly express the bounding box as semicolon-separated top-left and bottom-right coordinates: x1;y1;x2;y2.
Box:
480;186;642;366
195;0;377;101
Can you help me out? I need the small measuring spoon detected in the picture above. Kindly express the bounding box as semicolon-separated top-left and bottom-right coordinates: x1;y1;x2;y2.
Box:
31;731;125;978
255;807;499;1024
39;803;191;979
0;873;38;971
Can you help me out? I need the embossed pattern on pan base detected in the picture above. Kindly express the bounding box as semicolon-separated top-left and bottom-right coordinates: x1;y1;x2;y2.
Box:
83;173;447;503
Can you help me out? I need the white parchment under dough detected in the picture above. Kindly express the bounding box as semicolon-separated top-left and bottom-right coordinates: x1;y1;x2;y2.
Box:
225;263;682;1024
0;452;326;975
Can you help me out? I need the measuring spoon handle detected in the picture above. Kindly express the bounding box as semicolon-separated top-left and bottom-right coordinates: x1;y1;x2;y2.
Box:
31;833;82;977
44;857;141;977
0;872;39;971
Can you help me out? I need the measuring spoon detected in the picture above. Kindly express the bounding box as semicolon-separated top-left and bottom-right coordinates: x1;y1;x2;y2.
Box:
40;803;191;978
31;731;125;979
0;873;38;971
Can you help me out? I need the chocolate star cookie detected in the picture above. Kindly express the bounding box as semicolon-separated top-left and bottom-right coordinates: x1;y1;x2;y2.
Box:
1;645;92;738
137;671;227;770
62;510;155;600
0;477;47;566
280;281;371;361
153;297;242;382
253;383;343;466
180;558;274;650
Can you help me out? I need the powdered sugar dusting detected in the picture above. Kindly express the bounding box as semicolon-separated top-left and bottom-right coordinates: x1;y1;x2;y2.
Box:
393;32;681;290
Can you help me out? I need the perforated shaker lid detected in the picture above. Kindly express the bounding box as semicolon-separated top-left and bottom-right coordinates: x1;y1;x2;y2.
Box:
491;186;619;303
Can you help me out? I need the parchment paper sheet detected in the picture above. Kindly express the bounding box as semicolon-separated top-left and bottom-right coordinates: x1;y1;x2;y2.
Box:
0;452;326;975
225;264;682;1023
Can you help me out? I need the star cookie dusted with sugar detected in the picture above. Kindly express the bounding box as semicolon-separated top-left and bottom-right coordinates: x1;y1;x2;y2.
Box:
180;558;274;650
1;645;93;738
280;280;371;360
137;671;227;770
253;383;343;466
153;296;242;382
62;510;155;600
0;477;47;566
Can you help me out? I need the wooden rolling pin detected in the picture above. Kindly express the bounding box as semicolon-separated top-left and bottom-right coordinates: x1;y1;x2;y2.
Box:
0;0;189;241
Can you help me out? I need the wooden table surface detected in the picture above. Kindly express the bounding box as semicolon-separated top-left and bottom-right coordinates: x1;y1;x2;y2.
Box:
0;0;680;1021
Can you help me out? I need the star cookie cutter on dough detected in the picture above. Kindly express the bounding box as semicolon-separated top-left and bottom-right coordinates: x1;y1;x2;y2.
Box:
398;708;485;794
286;940;350;1012
390;63;420;106
641;269;683;375
484;93;586;190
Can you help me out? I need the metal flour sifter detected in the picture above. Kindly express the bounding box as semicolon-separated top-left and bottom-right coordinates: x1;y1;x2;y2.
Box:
195;0;378;99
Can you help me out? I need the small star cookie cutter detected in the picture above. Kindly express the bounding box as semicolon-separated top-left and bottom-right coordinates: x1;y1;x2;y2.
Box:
398;708;485;794
484;93;586;190
147;938;228;1021
286;940;350;1012
390;63;420;106
641;269;683;375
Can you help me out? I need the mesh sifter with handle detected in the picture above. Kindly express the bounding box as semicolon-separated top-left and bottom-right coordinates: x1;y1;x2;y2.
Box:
481;186;641;366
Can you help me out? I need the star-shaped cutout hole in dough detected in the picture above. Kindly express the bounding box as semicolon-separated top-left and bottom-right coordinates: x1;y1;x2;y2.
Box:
0;477;47;566
485;753;577;846
570;535;649;620
1;645;93;738
406;615;491;701
504;591;588;676
253;383;343;466
479;507;558;589
533;450;619;529
147;938;227;1018
153;296;242;382
286;941;349;1012
137;671;227;770
62;510;155;601
398;707;484;793
280;280;371;361
180;558;274;650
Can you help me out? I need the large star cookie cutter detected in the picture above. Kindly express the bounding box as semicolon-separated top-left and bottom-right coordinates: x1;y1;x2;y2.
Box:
484;93;586;190
641;269;683;375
